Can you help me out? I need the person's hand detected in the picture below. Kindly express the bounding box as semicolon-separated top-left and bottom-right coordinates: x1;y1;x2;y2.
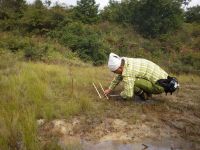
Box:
104;89;112;96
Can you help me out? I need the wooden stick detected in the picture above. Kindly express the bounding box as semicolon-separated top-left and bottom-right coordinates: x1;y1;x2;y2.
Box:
93;83;102;99
99;82;109;100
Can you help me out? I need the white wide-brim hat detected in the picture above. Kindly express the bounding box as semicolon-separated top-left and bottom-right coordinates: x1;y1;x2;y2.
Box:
108;53;121;71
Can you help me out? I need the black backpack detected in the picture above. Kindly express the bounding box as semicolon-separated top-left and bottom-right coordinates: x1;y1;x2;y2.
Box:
156;76;179;95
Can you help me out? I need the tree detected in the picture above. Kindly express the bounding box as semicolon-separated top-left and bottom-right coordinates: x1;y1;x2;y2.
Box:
0;0;26;19
0;0;26;30
73;0;99;24
100;0;137;23
20;0;49;34
100;0;120;22
0;0;26;13
33;0;44;9
185;5;200;23
132;0;184;37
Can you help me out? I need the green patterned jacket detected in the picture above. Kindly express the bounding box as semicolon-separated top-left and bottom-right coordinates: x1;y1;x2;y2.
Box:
109;58;168;99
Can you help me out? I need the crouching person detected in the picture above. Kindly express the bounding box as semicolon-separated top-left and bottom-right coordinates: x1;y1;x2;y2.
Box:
104;53;179;100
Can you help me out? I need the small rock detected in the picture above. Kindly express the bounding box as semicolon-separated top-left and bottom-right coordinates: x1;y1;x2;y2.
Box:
37;119;45;126
52;119;73;135
72;118;80;126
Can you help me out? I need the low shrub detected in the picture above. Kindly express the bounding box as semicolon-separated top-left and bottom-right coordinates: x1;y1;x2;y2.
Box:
169;52;200;74
49;22;108;65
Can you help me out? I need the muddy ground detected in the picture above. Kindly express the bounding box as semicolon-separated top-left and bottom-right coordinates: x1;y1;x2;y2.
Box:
38;82;200;150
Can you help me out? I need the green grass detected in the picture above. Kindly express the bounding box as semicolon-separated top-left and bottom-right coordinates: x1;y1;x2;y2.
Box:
176;74;200;84
0;51;110;149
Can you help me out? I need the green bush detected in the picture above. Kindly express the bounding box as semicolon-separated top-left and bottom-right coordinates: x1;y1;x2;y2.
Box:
20;6;52;34
180;53;200;70
100;0;136;24
132;0;184;37
24;45;48;61
185;5;200;23
169;52;200;74
0;0;26;31
49;22;108;65
0;35;29;52
0;32;78;63
73;0;99;24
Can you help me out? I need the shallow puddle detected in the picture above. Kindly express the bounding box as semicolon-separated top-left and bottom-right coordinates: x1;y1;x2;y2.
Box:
81;139;198;150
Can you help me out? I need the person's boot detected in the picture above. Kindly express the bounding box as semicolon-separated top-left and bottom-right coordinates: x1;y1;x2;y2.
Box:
136;90;152;101
139;92;148;101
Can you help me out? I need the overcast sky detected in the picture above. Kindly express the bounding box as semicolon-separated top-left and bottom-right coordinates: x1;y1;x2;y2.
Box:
26;0;119;9
26;0;200;9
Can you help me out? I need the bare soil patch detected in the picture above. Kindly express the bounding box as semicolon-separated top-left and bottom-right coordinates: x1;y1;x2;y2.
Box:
38;83;200;149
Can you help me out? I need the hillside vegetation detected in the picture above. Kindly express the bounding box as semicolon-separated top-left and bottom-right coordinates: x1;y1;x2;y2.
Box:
0;0;199;73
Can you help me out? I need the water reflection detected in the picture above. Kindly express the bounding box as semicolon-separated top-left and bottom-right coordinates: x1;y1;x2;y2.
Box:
82;140;198;150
